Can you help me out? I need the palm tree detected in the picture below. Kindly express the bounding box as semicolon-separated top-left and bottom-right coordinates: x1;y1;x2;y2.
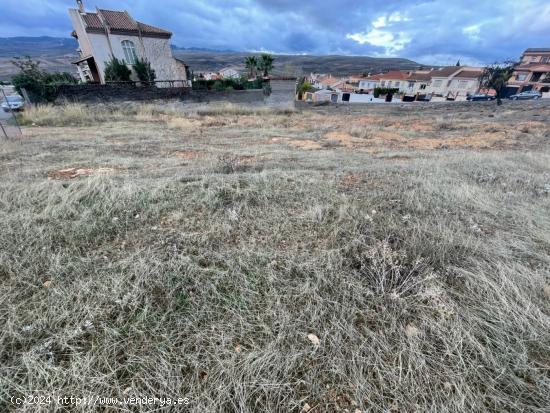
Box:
258;53;275;78
244;56;258;79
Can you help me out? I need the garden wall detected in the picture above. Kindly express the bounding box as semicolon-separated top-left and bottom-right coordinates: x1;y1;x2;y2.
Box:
54;84;266;104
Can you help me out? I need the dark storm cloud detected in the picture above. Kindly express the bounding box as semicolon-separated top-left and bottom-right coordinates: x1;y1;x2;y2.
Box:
0;0;548;64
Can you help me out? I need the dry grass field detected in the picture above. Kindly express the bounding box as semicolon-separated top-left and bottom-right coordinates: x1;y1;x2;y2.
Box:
1;101;550;412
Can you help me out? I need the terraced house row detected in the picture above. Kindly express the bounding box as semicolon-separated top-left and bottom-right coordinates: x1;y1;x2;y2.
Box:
308;48;550;103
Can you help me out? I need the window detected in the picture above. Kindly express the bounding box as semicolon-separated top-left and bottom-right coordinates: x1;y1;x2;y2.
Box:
394;81;400;87
121;40;137;64
408;81;414;88
542;57;549;63
420;84;427;90
380;81;386;87
516;73;527;81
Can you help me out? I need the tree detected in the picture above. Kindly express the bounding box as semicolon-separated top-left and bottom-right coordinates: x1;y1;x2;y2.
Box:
479;62;515;106
244;56;258;79
104;56;131;82
456;60;461;66
257;53;275;78
11;56;76;102
133;58;156;84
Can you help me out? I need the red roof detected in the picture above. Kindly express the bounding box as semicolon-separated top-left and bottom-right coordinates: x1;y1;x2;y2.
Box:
454;69;483;79
318;76;341;87
80;9;172;38
98;9;136;31
430;66;461;78
407;71;432;81
379;70;409;80
362;73;384;81
82;13;103;31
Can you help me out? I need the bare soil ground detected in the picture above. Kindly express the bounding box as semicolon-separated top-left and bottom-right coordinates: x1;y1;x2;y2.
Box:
1;101;549;412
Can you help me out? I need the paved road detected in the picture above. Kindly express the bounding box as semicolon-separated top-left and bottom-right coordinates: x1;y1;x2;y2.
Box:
0;109;12;121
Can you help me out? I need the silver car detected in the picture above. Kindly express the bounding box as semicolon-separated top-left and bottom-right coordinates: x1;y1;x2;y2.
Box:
2;95;25;112
509;91;543;100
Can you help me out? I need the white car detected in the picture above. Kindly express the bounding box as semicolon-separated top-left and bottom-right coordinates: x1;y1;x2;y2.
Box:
2;95;25;112
508;91;542;100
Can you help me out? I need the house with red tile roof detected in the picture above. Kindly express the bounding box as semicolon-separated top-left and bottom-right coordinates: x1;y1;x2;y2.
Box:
377;71;410;92
68;0;189;84
357;74;384;92
426;66;482;100
403;71;432;95
508;49;550;93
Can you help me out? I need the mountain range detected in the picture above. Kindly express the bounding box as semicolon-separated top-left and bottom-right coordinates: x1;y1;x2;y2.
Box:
0;36;423;81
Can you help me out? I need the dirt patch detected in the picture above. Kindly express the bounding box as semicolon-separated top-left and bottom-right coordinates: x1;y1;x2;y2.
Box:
324;131;355;148
378;155;412;161
48;167;115;180
268;137;291;143
174;150;206;159
340;172;362;188
287;139;323;150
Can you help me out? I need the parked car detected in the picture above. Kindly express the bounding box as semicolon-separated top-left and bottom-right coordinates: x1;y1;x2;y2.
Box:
1;95;25;112
508;91;542;100
467;93;496;101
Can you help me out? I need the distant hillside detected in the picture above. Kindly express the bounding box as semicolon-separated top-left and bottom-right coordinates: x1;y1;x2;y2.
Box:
174;51;421;77
0;36;422;80
0;37;78;57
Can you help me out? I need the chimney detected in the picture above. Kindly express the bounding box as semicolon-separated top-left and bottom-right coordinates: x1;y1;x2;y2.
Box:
76;0;84;12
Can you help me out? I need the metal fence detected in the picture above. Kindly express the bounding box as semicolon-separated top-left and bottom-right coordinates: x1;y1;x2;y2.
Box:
0;88;22;140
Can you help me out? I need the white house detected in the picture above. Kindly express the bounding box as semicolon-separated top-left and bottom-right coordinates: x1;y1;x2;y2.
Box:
426;67;482;99
68;0;188;84
358;75;381;92
218;68;241;79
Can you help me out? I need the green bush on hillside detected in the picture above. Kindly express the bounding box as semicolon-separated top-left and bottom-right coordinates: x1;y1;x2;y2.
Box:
192;78;266;91
10;56;77;102
104;56;132;82
373;87;400;98
133;58;156;84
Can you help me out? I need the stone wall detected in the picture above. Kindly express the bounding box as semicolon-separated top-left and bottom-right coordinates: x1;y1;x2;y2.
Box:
54;83;266;104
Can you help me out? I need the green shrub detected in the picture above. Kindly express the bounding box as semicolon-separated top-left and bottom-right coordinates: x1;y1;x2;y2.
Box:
133;58;156;84
192;78;266;91
213;81;225;91
373;87;399;98
104;56;132;82
10;56;77;102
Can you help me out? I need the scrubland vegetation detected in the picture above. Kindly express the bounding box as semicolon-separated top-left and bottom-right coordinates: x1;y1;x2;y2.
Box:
1;101;550;412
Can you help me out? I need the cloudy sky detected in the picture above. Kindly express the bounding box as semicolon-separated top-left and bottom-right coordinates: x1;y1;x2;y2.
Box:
1;0;549;65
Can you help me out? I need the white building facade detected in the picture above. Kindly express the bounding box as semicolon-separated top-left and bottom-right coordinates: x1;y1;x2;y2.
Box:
68;1;188;84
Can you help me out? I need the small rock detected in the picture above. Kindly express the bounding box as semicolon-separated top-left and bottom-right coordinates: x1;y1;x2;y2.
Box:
235;345;242;354
302;403;312;412
444;381;453;391
405;324;419;338
43;280;51;289
307;333;320;347
22;325;34;333
470;223;482;234
83;320;94;331
544;285;550;299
